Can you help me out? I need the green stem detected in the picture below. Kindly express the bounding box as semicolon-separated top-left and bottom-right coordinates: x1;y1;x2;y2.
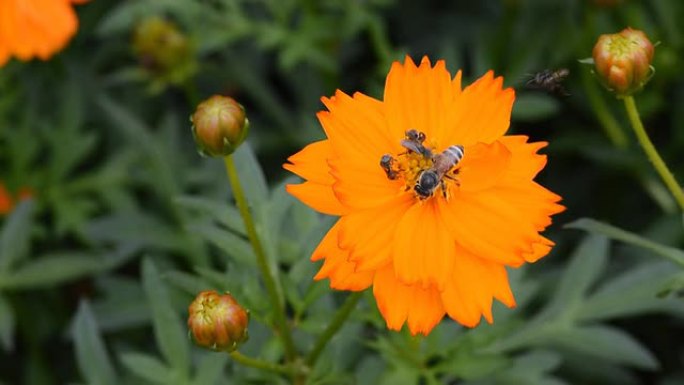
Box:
305;291;363;366
581;70;629;148
229;351;291;375
223;155;297;362
622;96;684;211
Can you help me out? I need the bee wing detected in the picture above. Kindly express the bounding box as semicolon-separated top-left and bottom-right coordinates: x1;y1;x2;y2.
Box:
401;139;425;155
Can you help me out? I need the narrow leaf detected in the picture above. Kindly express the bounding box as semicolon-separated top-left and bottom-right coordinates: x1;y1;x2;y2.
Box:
550;235;609;312
73;301;118;385
192;353;228;385
174;196;245;235
578;262;684;321
232;144;268;210
0;200;34;272
566;218;684;267
119;352;172;385
0;254;109;290
0;294;14;351
141;259;190;379
548;325;659;370
188;223;255;266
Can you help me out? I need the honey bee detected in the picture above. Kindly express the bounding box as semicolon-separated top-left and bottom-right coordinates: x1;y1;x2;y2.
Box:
414;145;465;199
526;68;570;96
401;129;433;158
380;154;399;180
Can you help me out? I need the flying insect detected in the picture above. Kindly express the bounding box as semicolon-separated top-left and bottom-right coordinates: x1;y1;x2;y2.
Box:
526;68;570;96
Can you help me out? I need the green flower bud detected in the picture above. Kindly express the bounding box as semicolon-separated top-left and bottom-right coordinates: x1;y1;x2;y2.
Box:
188;290;249;352
592;27;655;97
132;16;197;89
191;95;249;157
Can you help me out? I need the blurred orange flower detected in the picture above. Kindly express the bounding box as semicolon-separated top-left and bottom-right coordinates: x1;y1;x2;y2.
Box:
0;183;12;215
0;0;89;67
284;56;564;335
0;182;33;216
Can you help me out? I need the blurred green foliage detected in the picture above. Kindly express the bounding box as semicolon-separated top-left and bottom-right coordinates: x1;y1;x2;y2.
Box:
1;0;684;384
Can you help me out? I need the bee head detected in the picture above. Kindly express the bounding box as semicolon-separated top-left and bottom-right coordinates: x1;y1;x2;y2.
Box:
415;170;439;198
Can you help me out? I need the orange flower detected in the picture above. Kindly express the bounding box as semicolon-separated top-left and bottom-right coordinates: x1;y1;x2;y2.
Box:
0;182;34;216
0;183;12;215
284;56;564;335
0;0;89;67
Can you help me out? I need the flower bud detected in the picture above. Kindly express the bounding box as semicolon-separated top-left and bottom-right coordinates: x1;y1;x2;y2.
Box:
188;290;249;352
191;95;249;157
592;27;655;96
132;16;197;89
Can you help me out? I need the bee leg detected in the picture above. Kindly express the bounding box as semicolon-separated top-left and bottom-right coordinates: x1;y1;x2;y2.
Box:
441;180;448;199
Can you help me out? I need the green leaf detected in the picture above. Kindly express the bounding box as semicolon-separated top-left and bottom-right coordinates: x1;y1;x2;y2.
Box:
174;196;245;235
92;276;150;331
73;301;118;385
0;251;133;290
548;235;609;315
511;93;560;122
191;353;228;385
232;144;268;211
141;259;190;380
0;200;34;272
566;218;684;267
578;262;684;321
119;352;172;385
163;270;212;296
0;294;14;351
548;325;658;370
86;212;186;251
188;223;255;267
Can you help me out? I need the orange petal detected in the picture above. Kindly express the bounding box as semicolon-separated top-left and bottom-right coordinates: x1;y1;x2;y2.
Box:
285;182;348;216
392;200;456;290
489;183;565;230
283;140;334;184
443;71;515;146
383;56;456;144
441;247;515;327
338;194;413;272
318;90;393;165
437;196;527;267
372;265;445;335
329;158;404;210
458;140;512;193
444;190;558;266
312;221;373;291
498;136;550;181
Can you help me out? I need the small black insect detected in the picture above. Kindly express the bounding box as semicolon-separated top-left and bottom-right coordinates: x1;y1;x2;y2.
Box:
380;154;399;180
526;68;570;96
400;129;433;158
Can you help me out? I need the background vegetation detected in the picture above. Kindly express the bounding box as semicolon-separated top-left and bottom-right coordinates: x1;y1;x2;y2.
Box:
0;0;683;384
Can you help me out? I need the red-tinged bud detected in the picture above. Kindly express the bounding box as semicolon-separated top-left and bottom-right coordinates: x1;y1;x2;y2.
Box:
188;290;249;352
191;95;249;157
592;27;654;97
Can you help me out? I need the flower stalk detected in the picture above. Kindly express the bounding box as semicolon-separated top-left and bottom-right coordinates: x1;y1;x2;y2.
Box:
229;351;292;375
622;96;684;211
223;155;297;361
305;291;363;366
581;69;628;149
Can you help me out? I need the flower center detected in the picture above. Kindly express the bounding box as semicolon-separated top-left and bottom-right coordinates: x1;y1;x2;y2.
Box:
380;129;464;200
